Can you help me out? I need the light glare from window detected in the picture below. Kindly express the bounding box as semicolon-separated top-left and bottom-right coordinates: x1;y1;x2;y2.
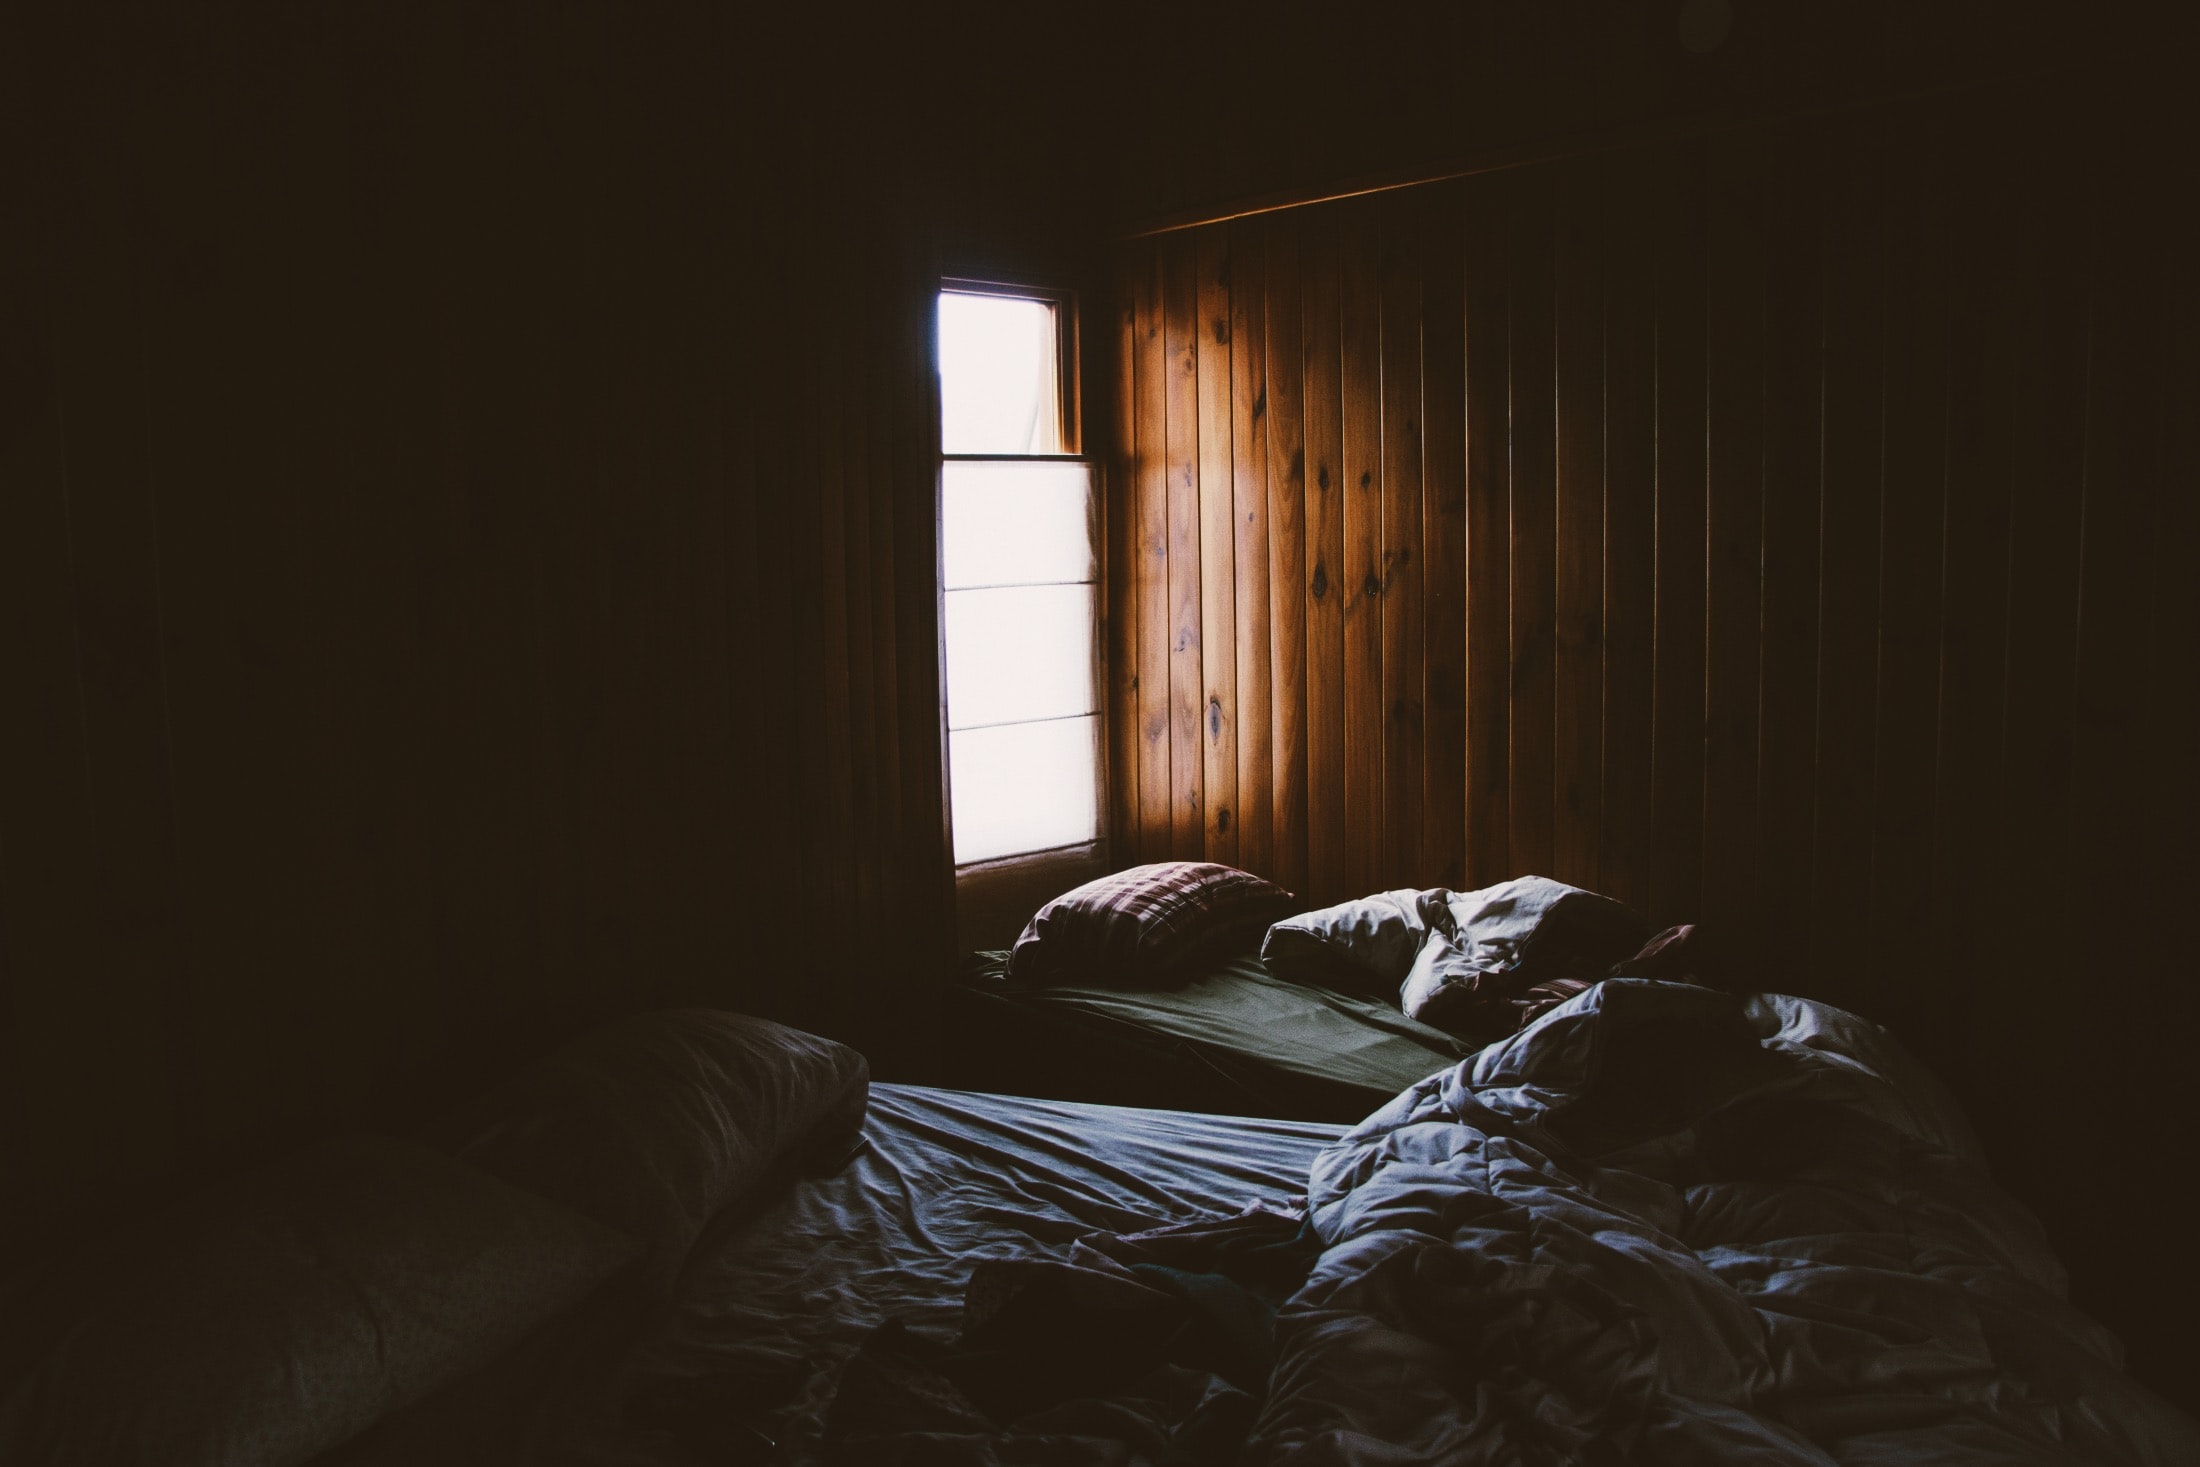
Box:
940;287;1096;866
950;717;1100;865
939;294;1059;455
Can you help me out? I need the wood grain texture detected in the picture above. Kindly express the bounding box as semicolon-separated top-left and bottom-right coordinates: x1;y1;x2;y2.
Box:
1196;227;1239;863
1417;184;1469;891
1338;204;1384;896
1377;193;1426;888
1230;219;1274;877
1505;170;1558;884
1132;244;1173;858
1461;170;1513;889
1301;213;1347;901
1262;217;1310;898
1646;140;1708;928
1551;157;1605;894
1162;232;1206;859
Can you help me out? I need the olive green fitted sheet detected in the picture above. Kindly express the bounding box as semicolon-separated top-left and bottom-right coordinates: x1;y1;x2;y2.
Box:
959;951;1473;1114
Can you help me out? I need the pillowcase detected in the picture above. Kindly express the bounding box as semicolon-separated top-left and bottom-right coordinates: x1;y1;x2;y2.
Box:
1006;862;1298;987
422;1009;868;1298
1258;888;1450;996
0;1136;637;1467
1400;876;1655;1040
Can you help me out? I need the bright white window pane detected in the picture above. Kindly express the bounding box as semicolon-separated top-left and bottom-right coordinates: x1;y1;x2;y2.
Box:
942;460;1096;590
939;293;1059;454
943;585;1095;729
951;716;1100;863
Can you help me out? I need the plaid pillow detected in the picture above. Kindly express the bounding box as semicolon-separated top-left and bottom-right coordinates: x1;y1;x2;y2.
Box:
1006;862;1298;987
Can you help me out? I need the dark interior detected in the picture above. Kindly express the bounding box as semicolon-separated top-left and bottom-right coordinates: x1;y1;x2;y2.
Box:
6;0;2195;1428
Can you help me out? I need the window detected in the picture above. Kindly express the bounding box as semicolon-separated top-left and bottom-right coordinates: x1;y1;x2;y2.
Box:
938;284;1100;867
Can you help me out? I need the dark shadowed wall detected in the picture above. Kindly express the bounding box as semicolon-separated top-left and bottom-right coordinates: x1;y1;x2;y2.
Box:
0;0;1031;1254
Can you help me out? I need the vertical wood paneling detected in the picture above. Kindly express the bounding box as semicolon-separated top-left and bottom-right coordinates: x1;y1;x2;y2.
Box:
1378;195;1425;888
1262;218;1310;896
1418;185;1469;891
1162;233;1205;859
1091;65;2198;1411
1807;121;1889;1009
1868;106;1952;1049
1700;129;1768;976
1301;214;1346;901
1196;228;1239;863
1461;173;1512;888
1647;141;1709;926
1230;219;1274;876
1505;172;1558;881
1338;206;1385;896
1597;158;1657;914
1928;120;2017;1102
1551;159;1605;893
1108;253;1141;861
1133;246;1173;858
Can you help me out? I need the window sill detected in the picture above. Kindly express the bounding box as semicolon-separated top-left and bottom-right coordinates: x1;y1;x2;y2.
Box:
953;840;1108;953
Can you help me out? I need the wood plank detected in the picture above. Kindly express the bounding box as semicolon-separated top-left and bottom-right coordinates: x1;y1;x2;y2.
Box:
1338;201;1385;896
1551;156;1605;894
1597;155;1656;913
1926;113;2017;1106
1419;183;1469;892
1196;227;1239;865
1970;124;2099;1328
1866;103;1952;1052
1806;120;1888;1012
1263;217;1311;898
1301;210;1347;903
1378;192;1425;889
1163;232;1206;861
1505;169;1558;883
1701;127;1768;974
1647;139;1709;928
1753;125;1827;978
1108;256;1141;862
2065;162;2169;1074
1461;170;1513;889
1229;217;1274;878
1133;244;1173;860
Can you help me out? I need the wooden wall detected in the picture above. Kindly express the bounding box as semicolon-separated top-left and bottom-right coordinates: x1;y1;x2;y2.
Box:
0;2;964;1255
1108;89;2198;1396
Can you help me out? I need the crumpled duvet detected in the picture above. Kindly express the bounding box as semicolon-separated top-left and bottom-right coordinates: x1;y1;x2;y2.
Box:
1248;978;2200;1465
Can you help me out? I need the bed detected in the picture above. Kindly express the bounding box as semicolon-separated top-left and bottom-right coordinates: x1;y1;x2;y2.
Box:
945;948;1474;1122
12;997;2196;1465
573;1083;1346;1463
588;986;2200;1466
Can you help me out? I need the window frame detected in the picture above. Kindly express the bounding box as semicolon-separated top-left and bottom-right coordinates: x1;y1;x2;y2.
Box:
936;278;1108;933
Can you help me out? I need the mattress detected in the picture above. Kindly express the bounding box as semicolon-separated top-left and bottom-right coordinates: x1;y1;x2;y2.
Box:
567;1083;1347;1464
949;950;1471;1122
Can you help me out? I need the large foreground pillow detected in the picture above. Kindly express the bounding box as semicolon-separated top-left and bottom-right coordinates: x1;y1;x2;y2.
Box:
1007;862;1298;987
0;1136;637;1467
424;1009;868;1296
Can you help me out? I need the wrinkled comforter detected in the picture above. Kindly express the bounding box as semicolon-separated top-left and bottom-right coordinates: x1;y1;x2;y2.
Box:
827;980;2197;1465
1249;978;2198;1465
